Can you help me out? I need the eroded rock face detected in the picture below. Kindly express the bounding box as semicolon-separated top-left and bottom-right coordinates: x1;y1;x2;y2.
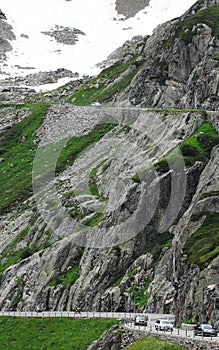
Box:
0;16;15;64
87;325;144;350
109;1;219;110
146;145;219;324
0;105;218;328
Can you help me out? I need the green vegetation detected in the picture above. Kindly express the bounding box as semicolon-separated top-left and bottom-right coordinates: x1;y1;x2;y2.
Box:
113;274;125;287
0;104;49;214
96;65;143;103
56;123;117;175
132;173;141;183
184;212;219;269
49;265;80;287
144;231;174;261
89;159;108;179
66;56;143;105
132;121;218;180
127;335;186;349
155;121;219;169
129;278;151;307
0;226;30;275
49;252;83;287
200;190;219;200
165;5;219;46
88;182;108;201
213;52;219;60
0;103;117;214
88;160;109;201
81;213;105;227
128;270;137;278
0;317;118;350
0;226;53;278
180;121;219;166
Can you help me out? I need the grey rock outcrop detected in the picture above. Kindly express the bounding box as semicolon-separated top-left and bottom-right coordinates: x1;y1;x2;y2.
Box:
41;25;85;45
88;325;144;350
0;68;77;88
111;1;219;110
0;10;6;20
0;15;15;64
115;0;150;19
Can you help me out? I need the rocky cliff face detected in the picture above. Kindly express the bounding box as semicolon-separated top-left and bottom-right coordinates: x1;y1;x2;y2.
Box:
0;11;15;65
112;0;219;110
0;0;218;328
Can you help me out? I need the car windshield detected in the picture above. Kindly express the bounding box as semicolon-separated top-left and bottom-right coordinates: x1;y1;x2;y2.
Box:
203;325;212;329
137;316;146;320
161;320;172;324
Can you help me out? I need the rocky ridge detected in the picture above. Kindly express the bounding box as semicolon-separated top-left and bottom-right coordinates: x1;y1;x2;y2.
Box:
119;0;219;110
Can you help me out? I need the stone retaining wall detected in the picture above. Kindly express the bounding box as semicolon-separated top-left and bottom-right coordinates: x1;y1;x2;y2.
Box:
153;332;219;350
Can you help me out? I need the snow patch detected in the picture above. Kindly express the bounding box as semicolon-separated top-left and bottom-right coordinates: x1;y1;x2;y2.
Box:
0;0;197;86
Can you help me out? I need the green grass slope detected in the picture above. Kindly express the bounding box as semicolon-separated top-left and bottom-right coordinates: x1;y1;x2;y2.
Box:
0;317;118;350
127;335;186;349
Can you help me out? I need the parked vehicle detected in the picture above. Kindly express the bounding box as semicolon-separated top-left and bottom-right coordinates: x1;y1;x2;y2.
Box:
134;315;148;326
91;101;101;106
154;319;174;332
194;324;218;337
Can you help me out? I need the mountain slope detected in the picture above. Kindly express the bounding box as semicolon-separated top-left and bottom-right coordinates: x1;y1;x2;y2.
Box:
0;0;218;329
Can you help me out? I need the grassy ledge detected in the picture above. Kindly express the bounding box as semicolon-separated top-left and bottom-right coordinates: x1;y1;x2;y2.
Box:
66;56;143;105
132;120;219;181
184;212;219;269
129;278;152;307
56;122;117;175
127;335;186;350
0;317;118;350
0;104;49;214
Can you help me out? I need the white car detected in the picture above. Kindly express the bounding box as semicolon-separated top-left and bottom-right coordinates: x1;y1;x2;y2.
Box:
91;101;101;106
154;319;174;331
134;315;148;326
